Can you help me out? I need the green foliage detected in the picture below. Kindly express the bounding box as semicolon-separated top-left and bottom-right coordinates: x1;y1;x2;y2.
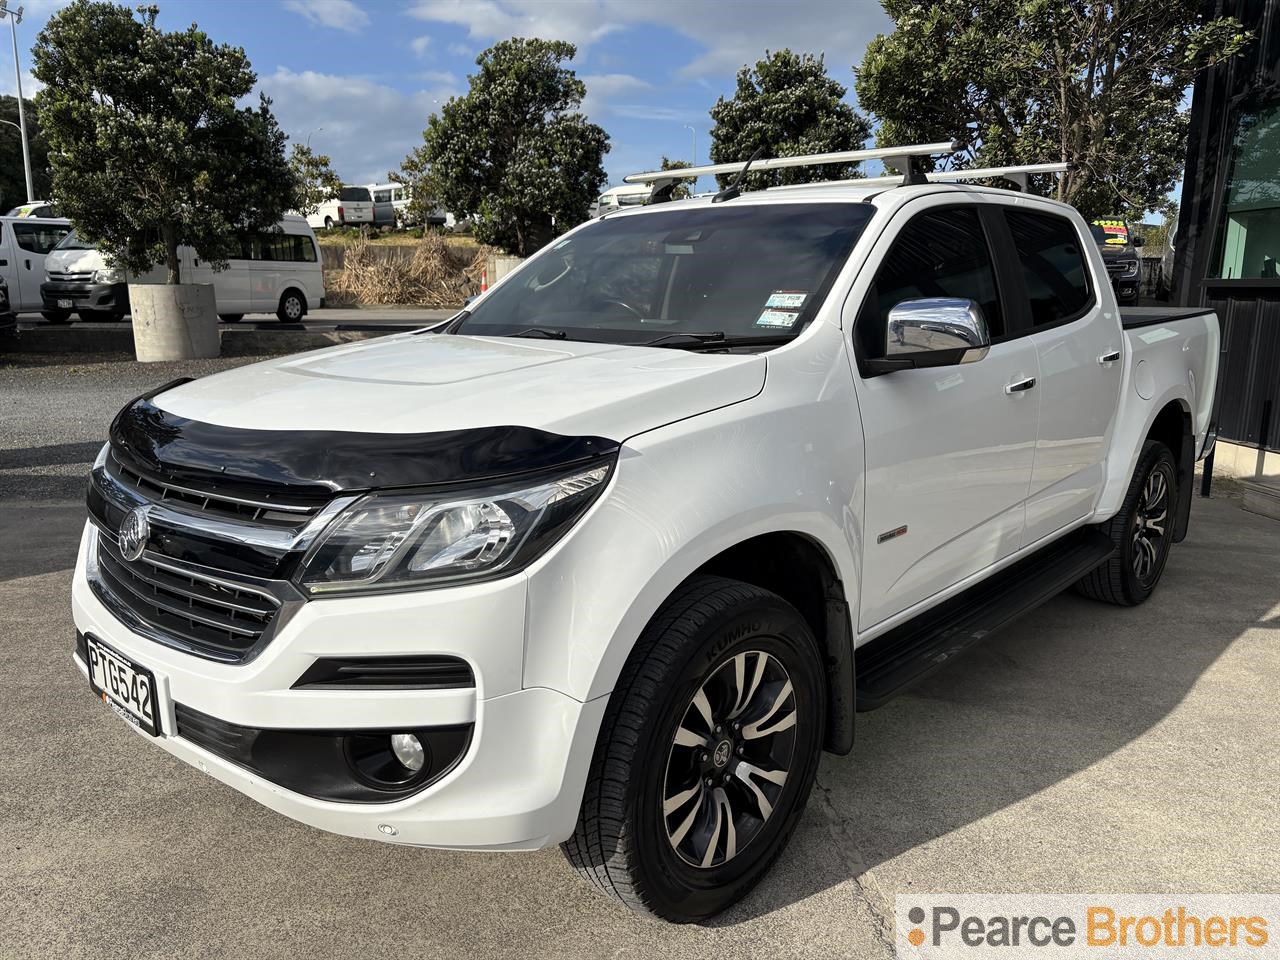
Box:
31;1;297;283
0;97;51;209
391;154;442;229
659;156;695;200
405;37;609;256
290;143;343;217
855;0;1251;219
709;49;872;190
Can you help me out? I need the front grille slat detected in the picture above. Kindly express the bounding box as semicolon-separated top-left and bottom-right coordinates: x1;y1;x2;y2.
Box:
93;531;283;662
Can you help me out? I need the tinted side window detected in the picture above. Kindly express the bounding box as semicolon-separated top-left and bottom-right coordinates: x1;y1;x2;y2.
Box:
860;207;1002;357
1006;210;1092;326
13;222;71;254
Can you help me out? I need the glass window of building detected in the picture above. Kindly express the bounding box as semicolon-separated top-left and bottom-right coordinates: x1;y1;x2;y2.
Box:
1213;103;1280;279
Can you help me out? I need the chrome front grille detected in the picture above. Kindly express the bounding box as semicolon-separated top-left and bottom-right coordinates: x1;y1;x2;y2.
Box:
48;270;95;282
109;451;320;528
92;531;283;662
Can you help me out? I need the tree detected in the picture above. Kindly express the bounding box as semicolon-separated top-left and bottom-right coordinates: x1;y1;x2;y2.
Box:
31;1;297;284
290;143;343;218
0;97;51;208
709;50;872;190
855;1;1250;219
658;156;696;200
391;151;442;228
406;37;609;256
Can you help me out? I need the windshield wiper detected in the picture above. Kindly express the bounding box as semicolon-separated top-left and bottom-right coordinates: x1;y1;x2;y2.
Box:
640;331;796;350
509;327;568;340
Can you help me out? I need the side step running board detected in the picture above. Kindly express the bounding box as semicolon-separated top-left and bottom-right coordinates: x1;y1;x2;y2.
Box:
855;528;1115;710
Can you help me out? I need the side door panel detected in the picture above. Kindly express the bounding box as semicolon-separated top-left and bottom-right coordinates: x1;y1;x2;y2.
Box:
851;199;1040;631
999;207;1123;543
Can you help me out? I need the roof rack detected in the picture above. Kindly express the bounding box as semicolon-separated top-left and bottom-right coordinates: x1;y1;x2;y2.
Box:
624;143;1069;201
624;140;966;202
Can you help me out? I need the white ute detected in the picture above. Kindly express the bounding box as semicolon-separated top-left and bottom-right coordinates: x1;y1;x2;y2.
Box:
72;143;1219;921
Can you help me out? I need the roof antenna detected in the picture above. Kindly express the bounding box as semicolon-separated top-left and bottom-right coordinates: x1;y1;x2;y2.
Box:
712;146;766;203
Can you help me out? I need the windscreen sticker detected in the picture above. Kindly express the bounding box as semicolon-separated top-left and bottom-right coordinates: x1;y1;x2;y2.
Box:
765;290;808;309
1093;219;1130;245
756;308;800;329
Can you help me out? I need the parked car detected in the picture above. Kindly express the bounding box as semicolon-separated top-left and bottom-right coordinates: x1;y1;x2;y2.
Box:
72;147;1218;923
41;216;324;323
1159;213;1179;301
590;183;650;217
304;186;375;230
0;215;72;315
1090;217;1144;304
5;200;59;218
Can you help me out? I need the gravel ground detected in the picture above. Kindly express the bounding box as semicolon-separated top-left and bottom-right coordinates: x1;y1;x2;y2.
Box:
2;352;1278;959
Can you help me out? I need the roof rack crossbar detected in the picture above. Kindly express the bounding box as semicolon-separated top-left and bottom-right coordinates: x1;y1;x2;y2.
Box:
760;161;1072;192
622;140;966;185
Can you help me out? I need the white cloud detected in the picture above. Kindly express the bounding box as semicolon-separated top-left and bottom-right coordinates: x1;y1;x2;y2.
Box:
281;0;371;32
257;67;461;184
447;41;473;58
579;73;650;119
411;35;432;57
408;0;622;50
407;0;891;80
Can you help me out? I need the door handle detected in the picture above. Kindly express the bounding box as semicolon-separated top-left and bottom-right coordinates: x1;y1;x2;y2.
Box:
1098;350;1121;364
0;259;8;267
24;259;30;270
1004;377;1037;394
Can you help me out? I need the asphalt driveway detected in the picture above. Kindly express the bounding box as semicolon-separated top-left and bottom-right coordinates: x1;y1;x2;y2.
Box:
2;353;1277;959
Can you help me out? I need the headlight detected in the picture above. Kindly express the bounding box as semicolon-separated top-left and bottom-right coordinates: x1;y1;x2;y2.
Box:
93;267;124;283
296;462;613;595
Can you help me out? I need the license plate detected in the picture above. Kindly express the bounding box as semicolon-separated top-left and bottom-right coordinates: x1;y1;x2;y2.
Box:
86;636;161;736
57;298;73;309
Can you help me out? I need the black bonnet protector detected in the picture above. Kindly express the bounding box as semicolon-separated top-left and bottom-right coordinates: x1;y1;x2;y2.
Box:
109;381;620;500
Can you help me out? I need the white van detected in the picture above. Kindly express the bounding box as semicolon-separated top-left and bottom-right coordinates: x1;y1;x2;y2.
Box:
304;186;375;229
590;184;650;217
41;215;325;323
0;215;72;314
366;182;453;229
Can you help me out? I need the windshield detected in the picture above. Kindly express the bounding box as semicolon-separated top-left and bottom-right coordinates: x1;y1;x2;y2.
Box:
1090;219;1130;246
452;202;875;345
340;187;371;203
54;229;96;251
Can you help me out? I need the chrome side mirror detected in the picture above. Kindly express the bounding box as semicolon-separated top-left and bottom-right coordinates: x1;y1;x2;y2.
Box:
884;297;991;366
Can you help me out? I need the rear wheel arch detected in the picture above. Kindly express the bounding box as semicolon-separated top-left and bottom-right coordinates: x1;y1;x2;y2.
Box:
1144;399;1194;542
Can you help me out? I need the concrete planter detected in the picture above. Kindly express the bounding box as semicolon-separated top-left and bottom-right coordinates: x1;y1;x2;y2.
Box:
129;283;219;361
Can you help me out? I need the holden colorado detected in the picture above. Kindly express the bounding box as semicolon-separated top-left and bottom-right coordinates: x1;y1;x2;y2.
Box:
73;143;1218;922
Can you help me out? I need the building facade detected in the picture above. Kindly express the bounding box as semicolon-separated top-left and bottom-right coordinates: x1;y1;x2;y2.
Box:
1175;0;1280;474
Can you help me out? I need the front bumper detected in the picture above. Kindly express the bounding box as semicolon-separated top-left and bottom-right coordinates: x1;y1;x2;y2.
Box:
71;522;604;850
42;280;128;312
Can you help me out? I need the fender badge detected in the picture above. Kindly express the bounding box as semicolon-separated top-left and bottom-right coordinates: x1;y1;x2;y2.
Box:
877;525;908;544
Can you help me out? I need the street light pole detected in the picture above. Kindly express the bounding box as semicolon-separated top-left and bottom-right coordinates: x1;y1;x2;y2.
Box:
683;124;696;166
0;1;33;203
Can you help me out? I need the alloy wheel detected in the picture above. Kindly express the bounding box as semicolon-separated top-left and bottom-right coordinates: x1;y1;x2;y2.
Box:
661;650;797;869
1132;466;1169;582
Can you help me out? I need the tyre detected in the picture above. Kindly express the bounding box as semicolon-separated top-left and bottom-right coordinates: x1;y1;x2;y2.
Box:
324;216;334;230
276;290;305;322
563;575;826;922
218;314;244;323
41;309;73;324
1076;440;1177;606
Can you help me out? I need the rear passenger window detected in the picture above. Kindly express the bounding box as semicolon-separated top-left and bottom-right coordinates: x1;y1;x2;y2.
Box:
860;207;1003;357
1005;210;1093;326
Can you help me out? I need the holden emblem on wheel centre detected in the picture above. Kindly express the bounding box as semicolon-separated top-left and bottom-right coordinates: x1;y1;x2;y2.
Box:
118;506;151;562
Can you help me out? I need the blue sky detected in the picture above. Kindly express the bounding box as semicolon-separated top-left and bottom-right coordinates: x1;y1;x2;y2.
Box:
3;0;893;191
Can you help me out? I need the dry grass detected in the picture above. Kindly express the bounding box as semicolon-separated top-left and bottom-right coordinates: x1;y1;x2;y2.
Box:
326;236;492;307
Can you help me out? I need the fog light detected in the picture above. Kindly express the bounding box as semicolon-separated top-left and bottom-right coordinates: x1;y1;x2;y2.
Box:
390;733;425;772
